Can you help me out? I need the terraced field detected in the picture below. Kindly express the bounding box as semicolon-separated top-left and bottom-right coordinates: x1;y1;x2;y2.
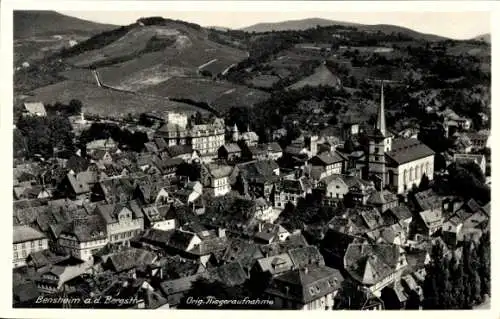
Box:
26;80;208;117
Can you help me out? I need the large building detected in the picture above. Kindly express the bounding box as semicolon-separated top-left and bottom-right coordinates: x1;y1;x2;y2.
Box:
156;112;225;155
13;225;49;268
367;82;435;194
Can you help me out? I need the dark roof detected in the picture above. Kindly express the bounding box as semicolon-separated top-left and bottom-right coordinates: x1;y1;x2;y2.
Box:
61;215;107;242
344;243;400;286
106;248;157;273
311;152;344;166
288;246;325;268
221;239;264;270
154;138;168;151
261;234;308;257
386;138;435;165
166;145;193;157
385;205;412;222
413;189;443;211
221;143;241;153
266;265;344;304
96;200;143;224
206;261;248;286
237;160;280;183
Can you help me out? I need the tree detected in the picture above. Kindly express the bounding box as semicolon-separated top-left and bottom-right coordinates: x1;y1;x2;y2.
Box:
68;99;83;115
423;241;451;309
418;173;430;191
449;253;465;309
462;240;482;307
477;232;491;298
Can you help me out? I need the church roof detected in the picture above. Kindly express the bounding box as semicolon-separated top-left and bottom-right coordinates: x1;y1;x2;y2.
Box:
386;138;435;165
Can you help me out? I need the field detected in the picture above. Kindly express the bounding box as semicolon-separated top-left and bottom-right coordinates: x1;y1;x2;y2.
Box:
25;80;208;117
140;77;270;113
287;64;342;90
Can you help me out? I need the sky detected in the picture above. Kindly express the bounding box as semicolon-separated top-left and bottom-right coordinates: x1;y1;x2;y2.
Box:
60;10;491;40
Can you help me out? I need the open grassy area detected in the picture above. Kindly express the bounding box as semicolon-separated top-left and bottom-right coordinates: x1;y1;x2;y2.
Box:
25;80;208;117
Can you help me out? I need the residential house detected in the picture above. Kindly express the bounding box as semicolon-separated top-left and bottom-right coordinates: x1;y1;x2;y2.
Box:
142;205;176;231
174;181;203;204
59;172;91;200
57;215;108;261
246;143;283;161
86;137;117;153
274;176;313;208
413;209;444;237
218;144;242;161
200;163;233;197
465;131;490;151
103;247;157;276
309;152;345;178
92;177;137;203
134;178;173;205
265;265;344;310
254;197;274;222
235;160;280;201
343;242;408;297
366;190;398;213
36;258;93;294
383;205;413;236
95;200;144;245
162;145;199;163
254;223;290;244
453;153;487;175
13;225;49;268
23;102;47;117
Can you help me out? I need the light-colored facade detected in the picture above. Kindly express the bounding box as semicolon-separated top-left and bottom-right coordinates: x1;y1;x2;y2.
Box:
157;113;225;155
388;155;434;194
104;206;144;244
58;233;108;261
13;226;49;268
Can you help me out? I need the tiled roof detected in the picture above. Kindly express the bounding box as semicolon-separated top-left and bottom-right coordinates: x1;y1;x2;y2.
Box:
256;253;295;275
367;190;398;206
107;248;157;273
221;239;264;270
266;265;344;304
66;173;90;195
206;261;248;286
13;225;47;243
386;138;435;165
24;102;46;116
154;138;168;151
221;143;241;153
165;145;193;157
344;242;400;286
61;215;107;242
206;163;233;179
385;206;412;222
311;151;344;165
288;246;325;268
419;209;443;228
260;233;308;257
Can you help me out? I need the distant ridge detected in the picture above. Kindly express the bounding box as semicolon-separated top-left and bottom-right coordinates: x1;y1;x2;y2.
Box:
472;33;490;43
240;17;448;41
14;10;117;39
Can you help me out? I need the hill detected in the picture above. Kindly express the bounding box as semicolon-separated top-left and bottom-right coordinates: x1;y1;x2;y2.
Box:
241;18;359;32
472;33;491;44
240;18;447;41
14;11;116;39
287;64;342;91
24;80;207;118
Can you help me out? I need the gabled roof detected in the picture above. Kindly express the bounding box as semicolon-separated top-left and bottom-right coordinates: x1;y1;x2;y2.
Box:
419;209;443;227
221;143;241;153
385;205;412;222
367;190;398;206
386;138;435;165
311;151;344;166
66;173;90;195
13;225;47;243
61;215;107;242
344;242;400;286
24;102;46;116
107;248;157;273
266;265;344;304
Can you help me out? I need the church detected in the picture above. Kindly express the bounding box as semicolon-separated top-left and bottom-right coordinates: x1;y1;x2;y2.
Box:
366;83;435;194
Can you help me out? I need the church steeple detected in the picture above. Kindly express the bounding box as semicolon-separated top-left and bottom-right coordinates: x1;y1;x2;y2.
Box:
375;81;386;137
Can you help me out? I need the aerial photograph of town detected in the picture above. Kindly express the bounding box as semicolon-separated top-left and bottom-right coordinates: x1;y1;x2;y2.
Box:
10;5;491;311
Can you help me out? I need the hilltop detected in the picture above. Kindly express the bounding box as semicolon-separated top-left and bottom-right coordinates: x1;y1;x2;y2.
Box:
241;18;359;33
472;33;491;44
240;18;447;41
14;11;116;39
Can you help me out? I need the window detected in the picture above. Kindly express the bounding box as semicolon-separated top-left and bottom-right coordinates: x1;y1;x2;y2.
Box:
14;252;18;259
31;241;35;247
22;251;26;257
14;245;17;251
39;240;43;247
21;243;25;249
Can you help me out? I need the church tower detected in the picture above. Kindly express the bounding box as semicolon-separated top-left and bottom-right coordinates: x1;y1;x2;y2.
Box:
232;124;239;142
368;81;389;189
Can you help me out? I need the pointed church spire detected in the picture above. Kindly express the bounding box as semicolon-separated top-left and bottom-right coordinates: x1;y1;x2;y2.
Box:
375;80;386;137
